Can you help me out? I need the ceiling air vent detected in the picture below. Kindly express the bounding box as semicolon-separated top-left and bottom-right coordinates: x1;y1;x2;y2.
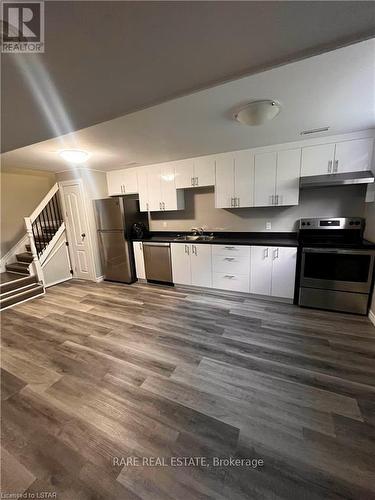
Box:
300;127;330;135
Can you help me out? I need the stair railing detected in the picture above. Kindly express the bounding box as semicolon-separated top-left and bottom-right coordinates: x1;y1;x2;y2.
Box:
24;183;64;284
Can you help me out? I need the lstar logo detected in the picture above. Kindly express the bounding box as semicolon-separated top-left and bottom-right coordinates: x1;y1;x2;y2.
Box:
1;1;45;53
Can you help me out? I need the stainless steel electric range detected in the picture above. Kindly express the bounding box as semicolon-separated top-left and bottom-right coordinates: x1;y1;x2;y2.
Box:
297;217;375;315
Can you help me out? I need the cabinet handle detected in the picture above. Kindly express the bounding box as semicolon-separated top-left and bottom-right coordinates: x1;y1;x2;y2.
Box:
224;275;235;279
230;197;233;207
270;195;274;205
195;177;198;186
191;177;194;186
263;248;269;259
237;197;240;207
163;202;165;210
185;244;189;255
224;257;235;261
159;202;162;210
273;248;279;260
328;160;333;173
225;246;235;250
146;202;149;211
192;245;197;255
334;160;339;173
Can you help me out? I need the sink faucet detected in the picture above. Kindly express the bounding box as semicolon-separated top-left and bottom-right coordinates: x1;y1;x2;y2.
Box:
191;227;204;236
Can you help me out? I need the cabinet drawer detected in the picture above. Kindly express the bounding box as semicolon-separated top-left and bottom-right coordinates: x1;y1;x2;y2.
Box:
213;254;250;274
213;272;249;293
212;245;250;257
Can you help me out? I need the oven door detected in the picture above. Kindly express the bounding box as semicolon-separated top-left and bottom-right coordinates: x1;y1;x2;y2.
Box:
300;248;375;293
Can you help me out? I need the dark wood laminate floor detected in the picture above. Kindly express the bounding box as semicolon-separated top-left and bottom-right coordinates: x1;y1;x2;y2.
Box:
1;280;375;500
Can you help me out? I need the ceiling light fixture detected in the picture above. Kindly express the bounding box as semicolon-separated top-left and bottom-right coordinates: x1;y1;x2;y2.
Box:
59;149;90;164
234;100;281;126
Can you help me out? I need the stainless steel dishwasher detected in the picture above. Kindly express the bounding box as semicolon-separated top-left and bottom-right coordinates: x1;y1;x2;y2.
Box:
142;242;173;284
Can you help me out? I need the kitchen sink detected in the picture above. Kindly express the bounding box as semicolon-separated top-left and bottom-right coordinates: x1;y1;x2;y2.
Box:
174;235;214;242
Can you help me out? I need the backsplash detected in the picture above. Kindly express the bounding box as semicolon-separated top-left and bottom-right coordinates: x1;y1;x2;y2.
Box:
149;185;367;232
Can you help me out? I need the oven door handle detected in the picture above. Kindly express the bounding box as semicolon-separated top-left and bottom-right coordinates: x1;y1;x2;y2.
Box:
303;247;375;255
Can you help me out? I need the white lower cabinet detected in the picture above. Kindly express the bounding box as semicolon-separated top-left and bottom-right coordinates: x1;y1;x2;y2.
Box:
213;273;249;293
212;245;250;292
171;243;212;287
250;245;297;299
132;241;146;280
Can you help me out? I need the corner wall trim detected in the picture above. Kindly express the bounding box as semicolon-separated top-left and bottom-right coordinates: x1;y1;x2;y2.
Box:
369;309;375;328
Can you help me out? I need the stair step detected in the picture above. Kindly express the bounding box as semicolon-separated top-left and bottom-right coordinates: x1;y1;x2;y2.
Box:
0;274;37;294
16;252;33;263
0;283;44;310
6;262;30;275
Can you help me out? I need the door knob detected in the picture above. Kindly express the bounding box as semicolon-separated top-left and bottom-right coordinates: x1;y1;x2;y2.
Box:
81;233;86;239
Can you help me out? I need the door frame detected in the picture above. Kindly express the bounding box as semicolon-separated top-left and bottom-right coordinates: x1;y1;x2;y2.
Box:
58;179;96;281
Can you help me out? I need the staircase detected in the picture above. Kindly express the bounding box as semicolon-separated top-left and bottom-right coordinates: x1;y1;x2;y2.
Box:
1;184;64;311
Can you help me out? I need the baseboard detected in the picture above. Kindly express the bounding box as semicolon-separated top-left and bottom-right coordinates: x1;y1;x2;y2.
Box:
369;309;375;327
96;275;104;283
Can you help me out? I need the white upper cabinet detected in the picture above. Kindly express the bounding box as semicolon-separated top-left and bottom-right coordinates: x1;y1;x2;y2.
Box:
300;143;335;176
194;157;215;187
146;164;184;212
334;138;373;173
276;149;301;206
301;138;373;176
215;154;235;208
234;150;255;208
137;167;150;212
147;165;162;211
107;168;138;196
174;159;195;189
254;152;277;207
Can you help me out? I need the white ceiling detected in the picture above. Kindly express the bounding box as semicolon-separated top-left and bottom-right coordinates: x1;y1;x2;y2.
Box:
2;39;375;173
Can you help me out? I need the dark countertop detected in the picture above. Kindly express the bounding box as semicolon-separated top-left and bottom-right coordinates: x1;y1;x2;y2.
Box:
133;231;299;247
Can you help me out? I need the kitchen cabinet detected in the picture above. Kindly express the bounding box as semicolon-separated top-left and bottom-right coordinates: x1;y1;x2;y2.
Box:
301;138;373;176
254;150;300;207
212;245;250;292
174;156;215;189
250;245;297;299
107;168;138;196
147;164;185;212
215;151;254;208
171;243;212;287
137;167;149;212
334;138;373;173
132;241;146;279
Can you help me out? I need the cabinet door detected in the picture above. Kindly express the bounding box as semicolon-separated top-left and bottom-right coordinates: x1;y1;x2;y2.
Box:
254;152;277;207
215;154;235;208
147;165;162;211
276;149;301;206
301;143;335;176
171;243;191;285
174;159;195;189
334;138;374;173
161;163;178;210
123;168;138;194
271;247;297;299
191;244;212;287
132;241;146;279
234;150;254;208
137;167;149;212
194;157;215;187
107;170;125;196
250;246;272;295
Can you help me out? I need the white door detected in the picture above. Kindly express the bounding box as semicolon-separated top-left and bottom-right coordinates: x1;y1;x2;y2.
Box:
171;243;191;285
215;154;235;208
147;165;162;211
133;241;145;279
234;150;254;208
191;244;212;287
250;246;272;295
194;157;215;187
174;159;194;189
271;247;297;299
301;143;335;176
276;149;301;206
107;170;125;196
60;181;95;280
137;167;149;212
122;168;138;194
161;163;177;210
334;138;374;173
254;152;277;207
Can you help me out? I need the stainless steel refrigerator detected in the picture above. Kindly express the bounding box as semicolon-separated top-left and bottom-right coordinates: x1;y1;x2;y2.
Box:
95;195;148;283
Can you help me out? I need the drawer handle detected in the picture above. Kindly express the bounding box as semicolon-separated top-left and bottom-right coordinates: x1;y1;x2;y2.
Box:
224;257;235;261
224;246;235;250
224;275;235;279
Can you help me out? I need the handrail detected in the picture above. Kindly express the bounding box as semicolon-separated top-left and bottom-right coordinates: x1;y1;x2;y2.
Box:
29;183;59;223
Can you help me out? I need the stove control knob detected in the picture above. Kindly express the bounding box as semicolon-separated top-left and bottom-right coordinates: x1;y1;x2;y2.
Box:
301;222;306;226
349;221;354;226
307;222;311;226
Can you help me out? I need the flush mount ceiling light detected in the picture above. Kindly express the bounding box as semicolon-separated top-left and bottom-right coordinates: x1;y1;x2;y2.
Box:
234;100;281;126
59;149;90;164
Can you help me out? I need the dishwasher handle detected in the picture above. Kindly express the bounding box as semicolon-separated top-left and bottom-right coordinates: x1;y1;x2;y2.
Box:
142;242;171;247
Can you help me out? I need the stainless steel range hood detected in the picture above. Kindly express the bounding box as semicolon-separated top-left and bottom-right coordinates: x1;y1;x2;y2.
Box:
300;170;374;189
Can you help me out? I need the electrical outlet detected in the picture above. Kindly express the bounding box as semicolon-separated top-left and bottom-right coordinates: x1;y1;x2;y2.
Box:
163;221;167;228
266;221;272;230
